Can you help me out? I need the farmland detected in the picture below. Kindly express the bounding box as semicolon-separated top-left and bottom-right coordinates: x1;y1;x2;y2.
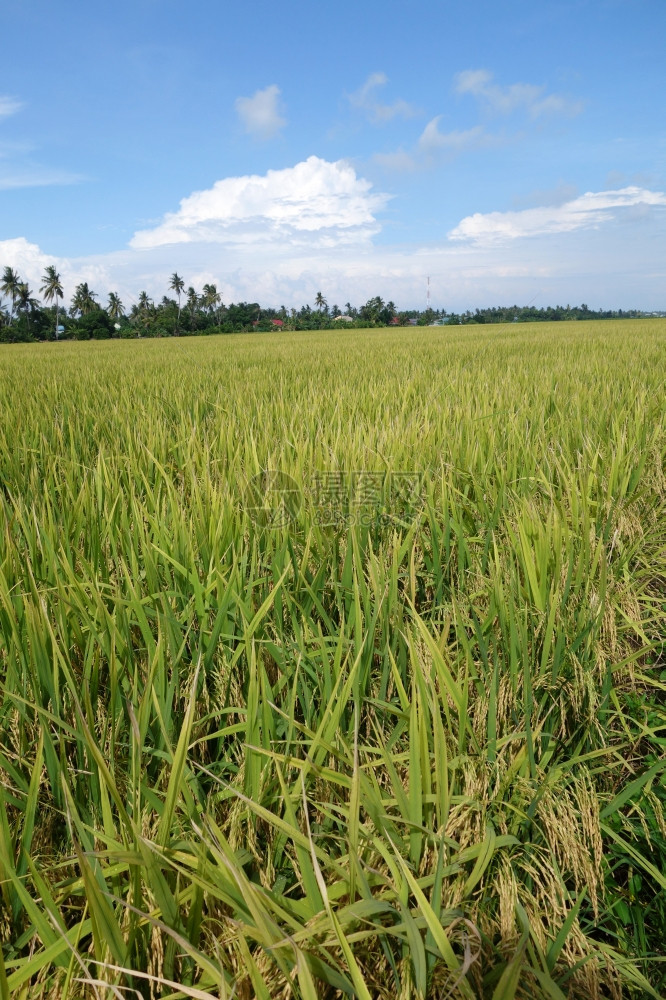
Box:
0;320;664;998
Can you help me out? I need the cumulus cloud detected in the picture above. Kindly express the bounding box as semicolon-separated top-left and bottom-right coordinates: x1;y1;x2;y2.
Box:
448;186;666;245
130;156;390;249
0;237;53;277
235;84;286;139
455;69;583;118
348;72;420;124
3;165;664;313
4;205;666;314
0;237;121;301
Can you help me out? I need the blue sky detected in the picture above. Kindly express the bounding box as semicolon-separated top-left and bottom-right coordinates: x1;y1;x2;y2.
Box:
1;0;665;311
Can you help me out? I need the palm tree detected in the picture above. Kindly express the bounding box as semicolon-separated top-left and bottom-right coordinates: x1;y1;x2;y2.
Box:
71;282;97;316
135;291;154;334
1;267;21;323
315;291;327;313
40;265;64;339
137;290;152;314
360;296;385;324
186;286;198;325
16;282;39;333
202;283;221;318
169;272;185;332
107;292;124;321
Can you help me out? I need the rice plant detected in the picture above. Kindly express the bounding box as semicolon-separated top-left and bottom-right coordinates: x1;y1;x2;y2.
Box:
0;320;664;998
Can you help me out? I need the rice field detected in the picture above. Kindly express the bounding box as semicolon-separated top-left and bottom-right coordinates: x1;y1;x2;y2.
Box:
0;320;665;999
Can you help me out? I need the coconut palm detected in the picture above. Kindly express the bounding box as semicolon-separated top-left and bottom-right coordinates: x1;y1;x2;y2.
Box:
360;295;385;324
169;272;185;331
137;290;152;314
315;291;327;313
16;282;39;333
202;283;221;318
135;292;154;335
71;283;98;317
186;286;198;325
40;265;64;339
1;266;21;323
107;292;124;321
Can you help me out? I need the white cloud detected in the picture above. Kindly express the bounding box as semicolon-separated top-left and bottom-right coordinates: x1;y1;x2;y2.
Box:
0;95;84;188
373;149;418;172
374;119;487;173
0;237;118;299
374;68;580;174
0;237;53;276
455;69;583;118
511;182;579;210
0;96;23;118
0;140;33;160
235;84;286;139
3;208;666;314
348;73;420;124
2;171;665;313
418;118;485;156
0;168;85;190
448;186;666;245
130;156;390;249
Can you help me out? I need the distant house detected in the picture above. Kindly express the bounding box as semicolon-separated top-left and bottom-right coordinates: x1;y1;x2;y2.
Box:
407;318;418;326
333;315;354;322
252;318;284;328
389;317;400;325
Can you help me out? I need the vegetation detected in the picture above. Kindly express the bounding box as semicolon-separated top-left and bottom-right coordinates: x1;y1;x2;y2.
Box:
1;265;660;342
0;321;664;999
442;304;658;326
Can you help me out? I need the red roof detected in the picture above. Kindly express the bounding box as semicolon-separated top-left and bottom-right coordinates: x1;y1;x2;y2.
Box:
270;318;284;326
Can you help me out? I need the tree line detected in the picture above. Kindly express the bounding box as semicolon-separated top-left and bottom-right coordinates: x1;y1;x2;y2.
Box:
0;265;653;342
